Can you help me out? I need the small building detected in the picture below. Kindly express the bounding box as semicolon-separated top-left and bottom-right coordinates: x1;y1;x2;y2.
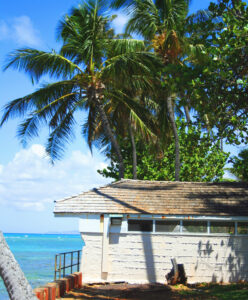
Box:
54;179;248;283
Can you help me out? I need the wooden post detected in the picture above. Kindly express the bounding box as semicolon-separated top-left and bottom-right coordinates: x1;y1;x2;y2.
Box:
59;255;62;279
54;255;57;281
71;252;73;274
63;253;66;277
77;251;80;272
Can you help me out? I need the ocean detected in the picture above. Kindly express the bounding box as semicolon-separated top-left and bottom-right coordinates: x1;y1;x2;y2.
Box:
0;233;84;300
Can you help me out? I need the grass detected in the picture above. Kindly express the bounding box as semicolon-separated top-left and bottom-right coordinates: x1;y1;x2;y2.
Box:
174;282;248;299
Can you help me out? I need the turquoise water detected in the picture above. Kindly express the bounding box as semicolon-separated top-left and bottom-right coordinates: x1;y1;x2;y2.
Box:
0;233;84;299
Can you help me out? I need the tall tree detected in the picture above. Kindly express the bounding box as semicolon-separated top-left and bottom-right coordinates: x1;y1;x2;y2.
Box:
87;91;159;179
188;0;248;145
112;0;203;181
0;232;36;300
1;0;160;179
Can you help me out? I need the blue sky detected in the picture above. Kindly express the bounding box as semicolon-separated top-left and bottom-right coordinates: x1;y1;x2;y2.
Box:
0;0;242;233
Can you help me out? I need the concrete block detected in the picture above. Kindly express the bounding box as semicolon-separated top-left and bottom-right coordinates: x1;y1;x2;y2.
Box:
65;275;76;290
54;279;67;297
34;288;44;300
71;274;78;288
44;284;56;300
74;272;82;288
47;282;60;298
60;277;70;292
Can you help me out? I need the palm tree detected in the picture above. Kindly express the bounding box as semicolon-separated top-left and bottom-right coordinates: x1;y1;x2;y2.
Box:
1;0;160;179
0;232;36;300
111;0;202;181
86;88;159;179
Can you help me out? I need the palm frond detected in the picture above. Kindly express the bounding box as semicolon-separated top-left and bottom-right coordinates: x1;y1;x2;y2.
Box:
4;49;83;83
126;0;160;39
0;80;79;127
46;106;77;161
110;0;133;9
58;0;111;68
157;0;189;30
101;51;162;85
17;114;43;147
106;38;145;58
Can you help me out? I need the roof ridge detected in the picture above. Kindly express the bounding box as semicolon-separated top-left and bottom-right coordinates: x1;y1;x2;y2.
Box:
55;180;118;203
55;179;248;203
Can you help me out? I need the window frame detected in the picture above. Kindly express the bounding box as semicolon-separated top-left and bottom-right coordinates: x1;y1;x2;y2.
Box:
126;217;248;236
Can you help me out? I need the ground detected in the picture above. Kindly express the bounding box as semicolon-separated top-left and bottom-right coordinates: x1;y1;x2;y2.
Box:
58;282;248;299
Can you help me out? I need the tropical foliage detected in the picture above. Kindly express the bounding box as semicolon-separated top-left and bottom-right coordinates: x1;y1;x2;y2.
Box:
228;149;248;181
189;0;248;145
1;0;247;181
98;120;229;181
1;0;161;179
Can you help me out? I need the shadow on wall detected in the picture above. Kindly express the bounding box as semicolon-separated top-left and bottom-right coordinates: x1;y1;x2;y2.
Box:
194;237;248;283
94;187;157;281
141;234;156;282
186;187;248;283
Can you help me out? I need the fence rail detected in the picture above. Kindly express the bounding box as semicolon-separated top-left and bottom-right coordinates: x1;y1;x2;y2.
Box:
54;250;82;280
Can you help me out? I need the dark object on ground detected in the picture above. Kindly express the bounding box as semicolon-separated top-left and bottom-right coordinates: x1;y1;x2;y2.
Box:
166;258;187;285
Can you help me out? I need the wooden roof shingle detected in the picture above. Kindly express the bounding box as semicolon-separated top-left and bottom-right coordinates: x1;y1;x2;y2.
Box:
54;179;248;216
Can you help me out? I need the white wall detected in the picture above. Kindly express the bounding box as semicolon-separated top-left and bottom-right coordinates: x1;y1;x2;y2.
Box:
79;214;102;233
80;232;248;283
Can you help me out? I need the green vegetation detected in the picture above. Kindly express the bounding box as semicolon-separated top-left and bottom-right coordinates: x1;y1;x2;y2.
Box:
99;120;229;181
176;282;248;299
228;149;248;181
1;0;248;181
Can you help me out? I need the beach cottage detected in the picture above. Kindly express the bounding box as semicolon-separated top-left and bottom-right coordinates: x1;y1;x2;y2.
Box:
54;179;248;283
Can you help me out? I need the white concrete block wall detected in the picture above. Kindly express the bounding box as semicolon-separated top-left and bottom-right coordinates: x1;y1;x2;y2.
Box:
80;233;103;282
81;232;248;283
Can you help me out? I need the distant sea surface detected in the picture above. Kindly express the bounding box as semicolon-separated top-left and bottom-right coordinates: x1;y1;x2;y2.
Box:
0;233;84;299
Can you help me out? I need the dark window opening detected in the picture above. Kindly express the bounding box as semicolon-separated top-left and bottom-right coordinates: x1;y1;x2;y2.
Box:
210;221;235;234
155;220;180;232
182;221;207;233
128;220;153;232
238;222;248;234
111;217;122;226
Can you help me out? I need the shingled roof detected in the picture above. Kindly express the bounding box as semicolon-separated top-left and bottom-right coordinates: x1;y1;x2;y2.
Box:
54;179;248;216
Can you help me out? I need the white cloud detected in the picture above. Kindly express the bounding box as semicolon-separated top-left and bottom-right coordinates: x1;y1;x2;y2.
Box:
112;12;129;34
0;16;41;46
0;144;111;211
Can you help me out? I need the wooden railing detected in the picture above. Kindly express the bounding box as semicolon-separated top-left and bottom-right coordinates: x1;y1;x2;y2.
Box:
54;250;82;280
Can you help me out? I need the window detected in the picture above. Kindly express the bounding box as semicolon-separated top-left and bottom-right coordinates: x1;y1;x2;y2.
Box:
111;217;122;226
182;221;207;233
155;220;180;233
125;218;248;235
210;221;235;234
237;222;248;235
128;220;153;232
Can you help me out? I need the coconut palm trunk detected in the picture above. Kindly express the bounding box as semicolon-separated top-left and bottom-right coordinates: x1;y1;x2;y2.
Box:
0;231;36;300
128;118;137;179
95;95;125;179
167;97;180;181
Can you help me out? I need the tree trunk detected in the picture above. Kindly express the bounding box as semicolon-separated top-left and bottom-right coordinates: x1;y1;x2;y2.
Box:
220;138;223;151
167;96;180;181
95;98;125;179
184;105;191;124
128;118;137;179
0;231;36;300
